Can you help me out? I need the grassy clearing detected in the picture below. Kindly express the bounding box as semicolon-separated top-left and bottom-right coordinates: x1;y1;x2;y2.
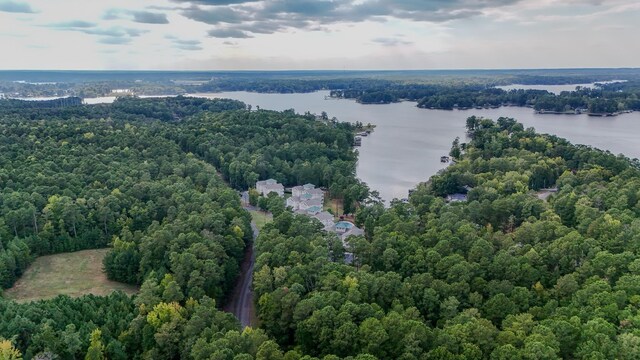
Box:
324;198;344;217
4;249;138;303
249;210;272;230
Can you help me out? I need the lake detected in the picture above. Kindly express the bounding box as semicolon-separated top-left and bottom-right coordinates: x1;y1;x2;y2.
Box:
190;91;640;203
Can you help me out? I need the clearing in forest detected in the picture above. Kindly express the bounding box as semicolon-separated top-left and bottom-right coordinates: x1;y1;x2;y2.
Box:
4;249;138;303
249;210;272;230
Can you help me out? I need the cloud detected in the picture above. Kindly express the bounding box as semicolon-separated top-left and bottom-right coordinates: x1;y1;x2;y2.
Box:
104;9;170;24
0;0;35;13
181;6;251;25
207;28;253;38
172;0;256;5
131;11;170;24
178;0;525;38
99;37;132;45
77;27;147;38
372;37;413;46
166;36;203;50
45;21;97;29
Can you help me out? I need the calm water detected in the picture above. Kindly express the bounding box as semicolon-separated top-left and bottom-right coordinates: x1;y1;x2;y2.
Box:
191;91;640;202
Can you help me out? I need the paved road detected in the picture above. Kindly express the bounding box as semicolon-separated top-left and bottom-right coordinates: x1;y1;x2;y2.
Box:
223;218;259;328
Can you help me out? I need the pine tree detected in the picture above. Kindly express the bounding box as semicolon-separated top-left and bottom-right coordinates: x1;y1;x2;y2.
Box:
85;329;105;360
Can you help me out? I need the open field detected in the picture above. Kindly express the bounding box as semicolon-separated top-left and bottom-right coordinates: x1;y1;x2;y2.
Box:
249;210;272;230
4;249;138;303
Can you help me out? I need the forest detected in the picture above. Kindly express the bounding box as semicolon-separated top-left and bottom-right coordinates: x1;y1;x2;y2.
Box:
0;96;368;359
251;118;640;359
3;95;640;358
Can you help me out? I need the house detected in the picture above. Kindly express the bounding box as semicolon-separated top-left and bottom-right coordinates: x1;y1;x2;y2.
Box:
286;196;303;209
292;184;323;199
288;184;325;211
335;221;359;235
299;198;323;211
312;211;335;230
446;193;468;203
256;179;284;197
341;226;365;241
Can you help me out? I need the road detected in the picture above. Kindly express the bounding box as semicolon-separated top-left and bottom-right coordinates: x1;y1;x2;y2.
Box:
223;218;259;328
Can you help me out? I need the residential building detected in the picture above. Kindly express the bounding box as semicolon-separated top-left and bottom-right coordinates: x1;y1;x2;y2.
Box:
312;211;335;230
446;193;468;202
287;184;325;212
256;179;284;197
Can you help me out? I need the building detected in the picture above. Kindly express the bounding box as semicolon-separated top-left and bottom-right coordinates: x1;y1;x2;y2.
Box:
446;193;468;203
335;221;364;239
292;184;323;199
256;179;284;197
312;211;335;230
287;184;325;212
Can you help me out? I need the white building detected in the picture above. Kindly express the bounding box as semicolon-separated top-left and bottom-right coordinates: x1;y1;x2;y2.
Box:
292;184;323;199
256;179;284;197
288;184;324;213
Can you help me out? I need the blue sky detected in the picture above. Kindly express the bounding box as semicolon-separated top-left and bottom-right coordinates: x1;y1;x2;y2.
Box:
0;0;638;70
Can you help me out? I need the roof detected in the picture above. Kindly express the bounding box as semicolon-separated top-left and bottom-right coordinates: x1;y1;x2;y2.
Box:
257;179;279;186
301;198;323;207
313;211;334;223
305;205;323;214
447;194;468;202
341;227;365;240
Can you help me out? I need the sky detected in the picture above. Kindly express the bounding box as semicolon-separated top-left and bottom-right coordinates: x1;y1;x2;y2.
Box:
0;0;638;70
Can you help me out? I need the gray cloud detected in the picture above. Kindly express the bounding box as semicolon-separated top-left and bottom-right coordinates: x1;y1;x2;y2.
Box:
172;0;256;5
166;36;203;50
46;21;148;47
372;37;413;46
0;0;35;13
181;6;251;24
207;28;253;38
46;21;96;29
179;0;523;38
78;27;147;38
103;9;170;24
99;37;132;45
132;11;170;24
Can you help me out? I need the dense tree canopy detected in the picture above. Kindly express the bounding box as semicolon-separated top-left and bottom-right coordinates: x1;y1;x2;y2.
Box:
252;118;640;359
4;93;640;359
0;96;370;359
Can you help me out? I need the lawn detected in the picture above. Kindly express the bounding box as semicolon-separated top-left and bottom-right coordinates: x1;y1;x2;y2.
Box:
249;210;272;230
4;249;138;303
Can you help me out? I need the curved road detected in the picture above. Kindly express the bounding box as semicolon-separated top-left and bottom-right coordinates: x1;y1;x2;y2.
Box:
223;219;258;328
